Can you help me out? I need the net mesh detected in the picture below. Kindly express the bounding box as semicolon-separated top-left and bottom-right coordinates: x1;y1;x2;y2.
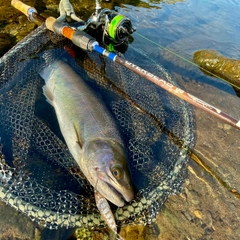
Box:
0;24;195;229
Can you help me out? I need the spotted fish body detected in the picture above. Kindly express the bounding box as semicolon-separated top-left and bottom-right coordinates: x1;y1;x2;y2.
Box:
39;56;134;209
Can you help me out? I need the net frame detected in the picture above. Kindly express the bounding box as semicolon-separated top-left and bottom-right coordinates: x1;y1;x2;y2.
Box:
0;24;195;229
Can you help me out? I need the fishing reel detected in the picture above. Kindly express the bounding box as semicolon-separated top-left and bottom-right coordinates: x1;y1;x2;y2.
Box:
84;8;135;53
67;0;135;54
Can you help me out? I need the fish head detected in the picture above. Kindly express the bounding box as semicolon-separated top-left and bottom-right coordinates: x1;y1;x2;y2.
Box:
79;139;134;207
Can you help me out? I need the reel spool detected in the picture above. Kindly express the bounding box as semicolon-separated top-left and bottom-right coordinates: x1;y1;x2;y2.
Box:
85;8;135;53
97;9;134;42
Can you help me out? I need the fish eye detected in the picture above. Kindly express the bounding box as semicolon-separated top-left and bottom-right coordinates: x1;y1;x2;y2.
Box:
111;166;123;179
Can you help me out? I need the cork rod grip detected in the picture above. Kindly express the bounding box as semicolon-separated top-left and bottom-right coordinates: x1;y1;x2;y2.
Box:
11;0;31;16
45;17;57;32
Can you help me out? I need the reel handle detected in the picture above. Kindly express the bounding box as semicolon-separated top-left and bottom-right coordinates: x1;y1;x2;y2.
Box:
11;0;37;22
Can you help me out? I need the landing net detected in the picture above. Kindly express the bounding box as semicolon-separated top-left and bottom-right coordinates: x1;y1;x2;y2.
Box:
0;24;195;229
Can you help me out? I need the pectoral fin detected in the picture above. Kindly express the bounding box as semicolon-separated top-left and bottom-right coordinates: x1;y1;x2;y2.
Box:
42;85;54;106
73;124;83;149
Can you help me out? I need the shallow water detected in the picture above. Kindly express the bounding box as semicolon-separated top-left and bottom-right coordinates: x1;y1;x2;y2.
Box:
0;0;240;239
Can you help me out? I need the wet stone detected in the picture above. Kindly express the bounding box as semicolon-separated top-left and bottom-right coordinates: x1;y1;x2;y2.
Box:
194;210;202;219
0;33;15;57
18;15;28;25
142;222;160;240
0;200;37;239
223;124;231;131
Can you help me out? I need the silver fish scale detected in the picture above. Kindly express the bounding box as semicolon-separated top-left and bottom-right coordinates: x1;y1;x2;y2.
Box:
0;25;195;229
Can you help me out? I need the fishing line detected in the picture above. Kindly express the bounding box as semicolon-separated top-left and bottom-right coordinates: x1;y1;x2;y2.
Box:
135;32;240;91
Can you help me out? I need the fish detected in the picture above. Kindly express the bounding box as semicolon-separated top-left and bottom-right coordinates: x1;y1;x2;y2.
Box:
39;55;134;209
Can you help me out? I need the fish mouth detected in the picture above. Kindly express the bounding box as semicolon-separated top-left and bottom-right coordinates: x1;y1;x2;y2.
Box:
107;182;126;203
95;172;130;207
94;168;134;207
105;180;134;205
97;180;125;207
105;175;134;203
108;182;134;203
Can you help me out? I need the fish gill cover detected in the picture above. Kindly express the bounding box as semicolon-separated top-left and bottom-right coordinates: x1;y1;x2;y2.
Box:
0;25;195;229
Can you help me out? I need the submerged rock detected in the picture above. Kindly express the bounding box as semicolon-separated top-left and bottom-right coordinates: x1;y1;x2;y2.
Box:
0;33;15;57
193;50;240;95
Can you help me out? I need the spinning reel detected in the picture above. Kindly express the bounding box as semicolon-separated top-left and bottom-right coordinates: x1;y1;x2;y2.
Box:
73;1;135;53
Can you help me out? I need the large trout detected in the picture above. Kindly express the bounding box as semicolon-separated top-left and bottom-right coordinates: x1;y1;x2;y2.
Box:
39;56;134;210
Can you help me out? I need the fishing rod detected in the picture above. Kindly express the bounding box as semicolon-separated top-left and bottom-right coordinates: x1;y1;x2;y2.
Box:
11;0;240;131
